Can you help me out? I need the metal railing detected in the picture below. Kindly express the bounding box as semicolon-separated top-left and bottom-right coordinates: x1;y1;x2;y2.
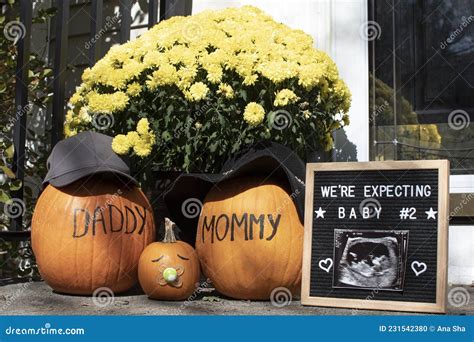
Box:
2;0;192;241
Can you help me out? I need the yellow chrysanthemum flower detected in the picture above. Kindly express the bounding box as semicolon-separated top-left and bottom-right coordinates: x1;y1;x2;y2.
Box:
81;67;93;83
146;64;178;90
127;83;142;97
177;65;198;89
342;114;350;126
298;64;325;90
217;83;234;99
111;134;131;155
65;110;74;123
258;61;297;84
274;89;299;107
64;125;77;138
126;131;140;146
143;50;168;67
131;118;156;157
68;5;351;112
243;74;258;86
69;92;83;106
65;5;352;162
243;102;265;126
186;82;209;102
112;118;156;158
78;107;92;123
133;137;153;157
87;91;129;114
205;64;223;84
137;118;150;135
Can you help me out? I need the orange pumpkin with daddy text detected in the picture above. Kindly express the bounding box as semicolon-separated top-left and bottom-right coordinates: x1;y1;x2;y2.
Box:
196;176;303;300
31;176;155;295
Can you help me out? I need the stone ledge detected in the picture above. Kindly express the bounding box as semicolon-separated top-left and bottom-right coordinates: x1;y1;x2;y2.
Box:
0;282;472;316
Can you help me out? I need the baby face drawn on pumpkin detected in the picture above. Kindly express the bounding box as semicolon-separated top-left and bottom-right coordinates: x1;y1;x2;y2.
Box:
151;253;191;288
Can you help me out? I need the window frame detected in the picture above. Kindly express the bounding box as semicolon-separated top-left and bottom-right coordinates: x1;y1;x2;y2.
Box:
326;0;474;193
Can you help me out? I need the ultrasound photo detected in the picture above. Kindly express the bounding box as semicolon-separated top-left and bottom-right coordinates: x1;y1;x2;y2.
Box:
333;229;409;291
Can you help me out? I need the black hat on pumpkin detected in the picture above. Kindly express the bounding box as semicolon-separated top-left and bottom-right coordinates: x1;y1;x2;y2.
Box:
164;141;306;245
43;131;138;188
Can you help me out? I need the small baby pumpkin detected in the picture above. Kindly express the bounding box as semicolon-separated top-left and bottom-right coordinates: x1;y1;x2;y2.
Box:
138;218;200;300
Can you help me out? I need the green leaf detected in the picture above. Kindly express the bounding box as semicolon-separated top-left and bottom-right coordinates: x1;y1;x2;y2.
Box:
218;113;225;126
239;89;247;102
166;104;174;116
267;111;276;129
232;141;241;153
10;179;22;191
5;145;14;159
0;190;11;203
0;166;16;179
183;155;190;170
42;68;53;76
209;142;219;153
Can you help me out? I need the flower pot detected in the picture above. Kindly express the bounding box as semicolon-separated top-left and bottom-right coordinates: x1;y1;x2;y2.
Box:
141;170;183;242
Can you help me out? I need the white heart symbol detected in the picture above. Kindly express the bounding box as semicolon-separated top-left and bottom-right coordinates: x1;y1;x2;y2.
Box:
411;261;427;276
318;258;333;273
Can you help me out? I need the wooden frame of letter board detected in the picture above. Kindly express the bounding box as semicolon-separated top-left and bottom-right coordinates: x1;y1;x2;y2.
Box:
301;160;449;313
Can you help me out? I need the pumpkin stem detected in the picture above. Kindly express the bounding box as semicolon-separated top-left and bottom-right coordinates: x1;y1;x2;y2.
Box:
163;217;177;243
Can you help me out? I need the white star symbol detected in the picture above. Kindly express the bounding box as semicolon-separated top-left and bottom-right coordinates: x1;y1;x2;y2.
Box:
315;207;326;218
425;207;437;220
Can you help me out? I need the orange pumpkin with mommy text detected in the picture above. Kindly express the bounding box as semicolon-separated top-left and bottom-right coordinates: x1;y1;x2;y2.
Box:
138;218;200;300
31;176;155;295
196;176;303;300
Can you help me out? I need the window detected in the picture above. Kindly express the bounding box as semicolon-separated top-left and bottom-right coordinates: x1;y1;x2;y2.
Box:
369;0;474;176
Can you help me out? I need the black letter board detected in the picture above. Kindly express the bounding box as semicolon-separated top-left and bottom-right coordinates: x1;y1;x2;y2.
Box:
301;161;449;313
